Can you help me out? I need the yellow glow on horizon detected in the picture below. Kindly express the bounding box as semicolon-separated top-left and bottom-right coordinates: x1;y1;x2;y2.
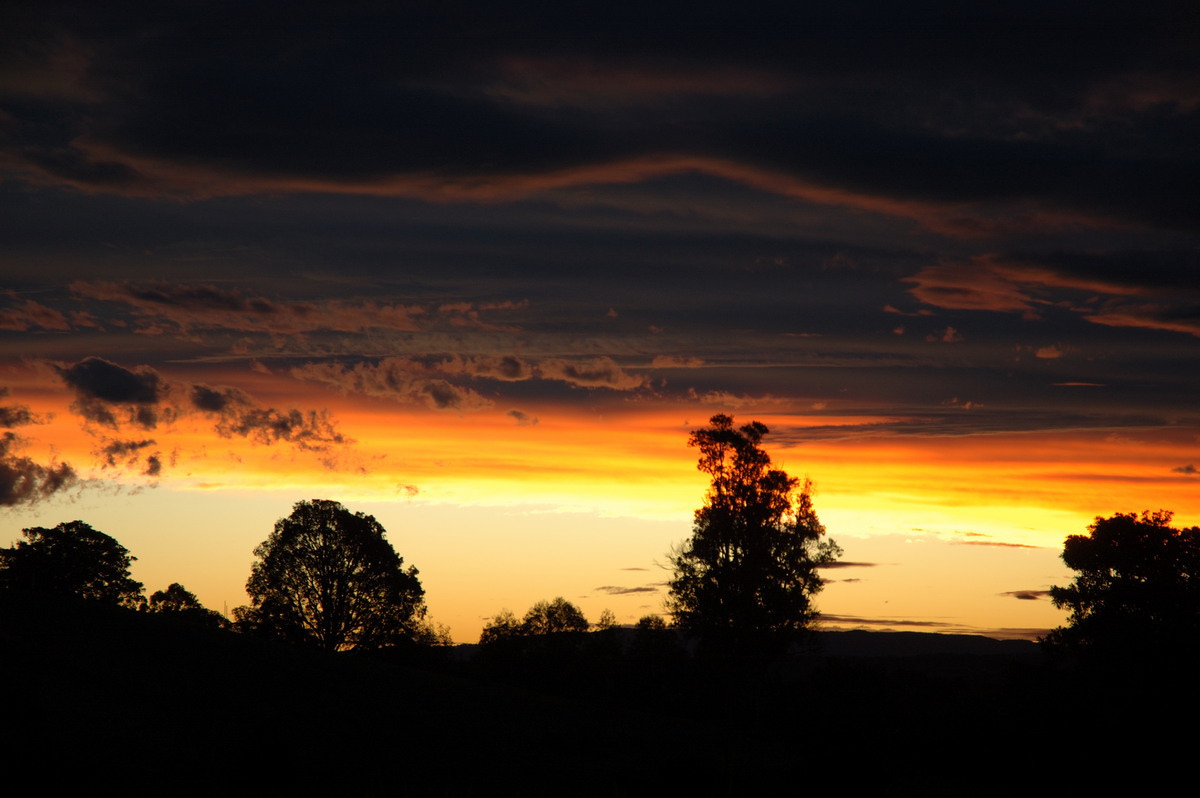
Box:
5;372;1197;643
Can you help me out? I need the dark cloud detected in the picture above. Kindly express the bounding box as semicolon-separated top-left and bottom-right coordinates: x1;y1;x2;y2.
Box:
4;2;1195;236
0;406;36;428
72;281;424;335
437;355;533;382
539;357;647;390
0;298;72;331
0;432;78;507
0;393;37;428
189;382;348;455
211;406;347;453
593;585;660;595
1172;464;1198;475
60;357;162;405
190;384;247;413
58;357;166;430
817;614;957;629
98;437;156;468
1000;590;1052;601
85;380;352;457
820;561;879;569
507;410;538;426
290;359;492;412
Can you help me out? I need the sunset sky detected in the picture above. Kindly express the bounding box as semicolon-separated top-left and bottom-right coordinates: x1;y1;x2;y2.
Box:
2;2;1198;642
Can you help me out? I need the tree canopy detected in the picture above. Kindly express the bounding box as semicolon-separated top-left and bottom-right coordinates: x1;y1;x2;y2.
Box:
479;596;590;644
667;414;841;649
148;582;227;628
0;520;143;606
1045;510;1200;659
236;499;426;652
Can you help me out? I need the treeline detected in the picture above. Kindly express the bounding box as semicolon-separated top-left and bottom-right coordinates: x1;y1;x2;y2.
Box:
3;414;1200;669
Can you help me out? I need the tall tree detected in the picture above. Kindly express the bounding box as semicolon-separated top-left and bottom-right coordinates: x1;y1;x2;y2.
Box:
1045;510;1200;659
667;414;840;650
236;500;426;652
0;520;143;606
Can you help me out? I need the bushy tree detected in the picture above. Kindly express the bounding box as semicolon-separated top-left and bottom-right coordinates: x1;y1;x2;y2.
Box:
479;608;522;645
0;520;143;607
235;500;426;652
521;597;590;635
1045;510;1200;659
148;582;227;628
479;597;590;644
667;414;841;650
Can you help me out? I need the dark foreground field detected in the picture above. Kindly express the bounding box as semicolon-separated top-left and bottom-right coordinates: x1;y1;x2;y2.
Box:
2;595;1193;796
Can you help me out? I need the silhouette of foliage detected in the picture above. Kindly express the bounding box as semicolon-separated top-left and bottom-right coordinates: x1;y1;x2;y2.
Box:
479;608;522;645
478;596;590;644
522;596;590;635
148;582;227;628
235;499;426;652
667;414;841;650
1045;510;1200;659
0;520;143;606
636;614;667;631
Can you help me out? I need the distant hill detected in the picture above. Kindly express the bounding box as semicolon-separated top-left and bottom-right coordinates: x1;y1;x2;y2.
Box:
9;592;1180;797
813;629;1040;658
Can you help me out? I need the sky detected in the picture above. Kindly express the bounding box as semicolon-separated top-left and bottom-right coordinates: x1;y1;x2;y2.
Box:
2;2;1198;642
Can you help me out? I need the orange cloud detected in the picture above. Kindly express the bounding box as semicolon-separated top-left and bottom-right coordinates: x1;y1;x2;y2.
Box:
434;355;533;381
906;254;1149;318
0;297;74;331
1085;304;1200;338
650;356;705;369
26;138;1120;240
290;359;494;412
538;356;647;390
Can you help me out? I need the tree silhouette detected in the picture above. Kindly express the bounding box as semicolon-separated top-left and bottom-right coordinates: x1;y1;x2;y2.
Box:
667;414;841;651
479;608;522;645
479;597;590;644
235;500;426;652
1045;510;1200;659
521;597;590;635
148;582;227;628
0;520;143;607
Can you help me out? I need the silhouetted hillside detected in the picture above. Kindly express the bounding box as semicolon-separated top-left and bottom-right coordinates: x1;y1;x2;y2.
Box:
0;592;714;795
4;593;1193;796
